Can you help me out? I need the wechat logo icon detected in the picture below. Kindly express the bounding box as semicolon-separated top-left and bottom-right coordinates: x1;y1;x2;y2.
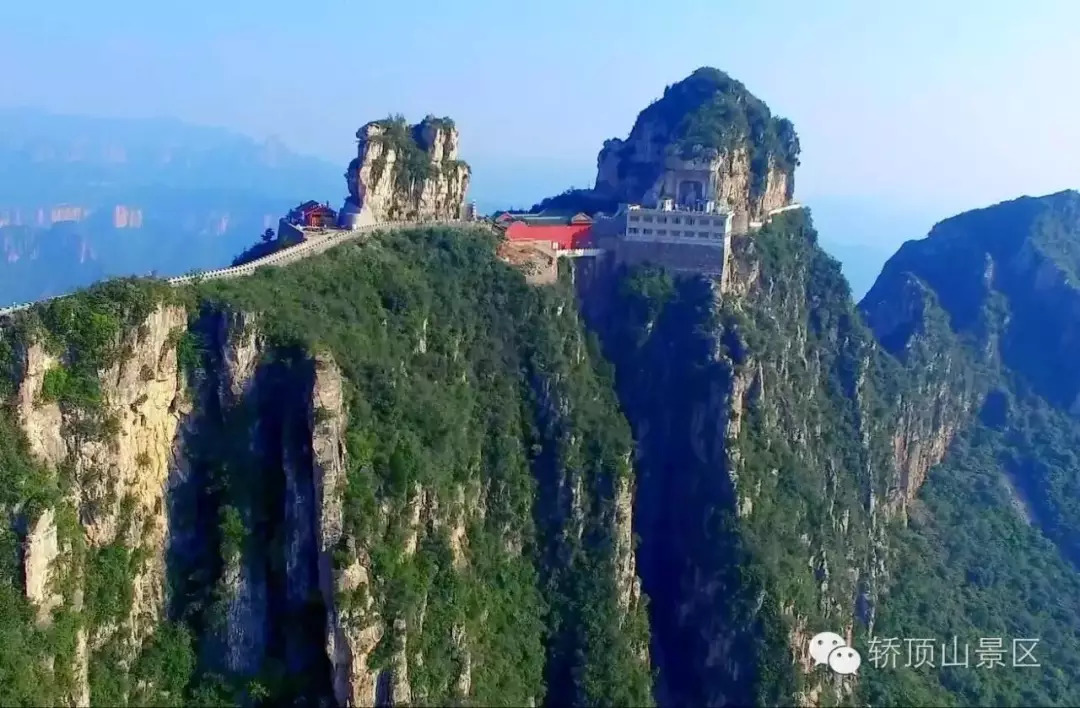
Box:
809;631;861;675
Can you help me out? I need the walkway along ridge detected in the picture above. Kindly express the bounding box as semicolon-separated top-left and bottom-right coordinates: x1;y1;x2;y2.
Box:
0;220;475;318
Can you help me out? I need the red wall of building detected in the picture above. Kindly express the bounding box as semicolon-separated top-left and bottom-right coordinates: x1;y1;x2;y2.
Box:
504;222;593;249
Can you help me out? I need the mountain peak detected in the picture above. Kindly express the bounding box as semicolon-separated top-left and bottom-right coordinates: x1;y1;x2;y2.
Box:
591;67;799;232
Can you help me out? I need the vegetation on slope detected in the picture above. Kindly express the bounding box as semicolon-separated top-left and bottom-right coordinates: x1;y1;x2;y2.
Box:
861;406;1080;707
3;184;1077;708
528;188;620;218
622;66;801;201
638;67;800;172
189;225;650;706
0;278;188;706
858;190;1080;707
0;393;64;706
0;225;652;707
578;202;1080;707
578;211;908;705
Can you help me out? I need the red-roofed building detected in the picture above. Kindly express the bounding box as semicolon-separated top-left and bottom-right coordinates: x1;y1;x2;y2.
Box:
504;222;595;250
502;216;595;252
287;201;338;228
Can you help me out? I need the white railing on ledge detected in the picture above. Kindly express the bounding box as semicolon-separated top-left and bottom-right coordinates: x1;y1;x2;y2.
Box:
765;203;804;217
0;219;480;318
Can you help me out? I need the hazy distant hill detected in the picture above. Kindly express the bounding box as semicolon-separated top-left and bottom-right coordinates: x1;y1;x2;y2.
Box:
0;109;342;306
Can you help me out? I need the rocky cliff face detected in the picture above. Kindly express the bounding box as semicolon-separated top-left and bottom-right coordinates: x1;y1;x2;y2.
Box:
4;64;1077;707
6;296;189;707
592;68;799;231
860;196;1080;520
4;197;1078;707
342;116;470;223
864;190;1080;414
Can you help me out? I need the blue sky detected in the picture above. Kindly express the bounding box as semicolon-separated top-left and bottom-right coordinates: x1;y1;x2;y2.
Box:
1;0;1077;267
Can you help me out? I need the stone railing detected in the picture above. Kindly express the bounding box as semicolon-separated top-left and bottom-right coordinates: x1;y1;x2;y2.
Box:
766;203;804;217
748;203;804;232
1;219;480;318
0;294;63;319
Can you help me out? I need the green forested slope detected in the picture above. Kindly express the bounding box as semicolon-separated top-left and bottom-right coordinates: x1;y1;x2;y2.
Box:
859;190;1080;707
576;211;913;706
190;226;653;706
0;226;652;707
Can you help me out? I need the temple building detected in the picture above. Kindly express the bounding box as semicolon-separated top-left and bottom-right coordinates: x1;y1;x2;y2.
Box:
286;201;338;228
496;211;596;252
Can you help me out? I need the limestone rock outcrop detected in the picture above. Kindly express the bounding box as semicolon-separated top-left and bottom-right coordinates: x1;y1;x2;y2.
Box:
341;116;470;224
13;302;189;707
863;190;1080;512
311;354;383;707
2;218;656;707
592;67;799;232
23;509;62;625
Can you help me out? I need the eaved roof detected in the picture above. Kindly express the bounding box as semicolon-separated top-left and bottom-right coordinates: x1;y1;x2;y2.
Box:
519;215;570;225
495;210;593;226
291;200;338;214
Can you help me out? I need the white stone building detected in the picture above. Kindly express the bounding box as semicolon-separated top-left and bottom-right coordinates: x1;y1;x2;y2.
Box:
598;199;734;247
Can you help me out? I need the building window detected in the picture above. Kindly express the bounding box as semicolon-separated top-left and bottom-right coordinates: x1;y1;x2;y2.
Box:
628;227;639;234
630;215;640;222
657;229;666;236
700;232;710;238
669;230;680;237
714;218;725;227
658;216;667;224
673;217;681;224
686;217;695;226
642;228;653;235
643;216;653;223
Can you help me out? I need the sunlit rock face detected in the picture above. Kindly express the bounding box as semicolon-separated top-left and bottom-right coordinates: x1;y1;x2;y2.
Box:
341;116;470;225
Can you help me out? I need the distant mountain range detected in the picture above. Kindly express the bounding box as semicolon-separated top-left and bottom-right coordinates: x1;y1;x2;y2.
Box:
0;109;342;306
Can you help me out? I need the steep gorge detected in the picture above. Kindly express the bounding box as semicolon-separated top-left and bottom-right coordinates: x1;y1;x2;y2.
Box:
572;207;973;705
